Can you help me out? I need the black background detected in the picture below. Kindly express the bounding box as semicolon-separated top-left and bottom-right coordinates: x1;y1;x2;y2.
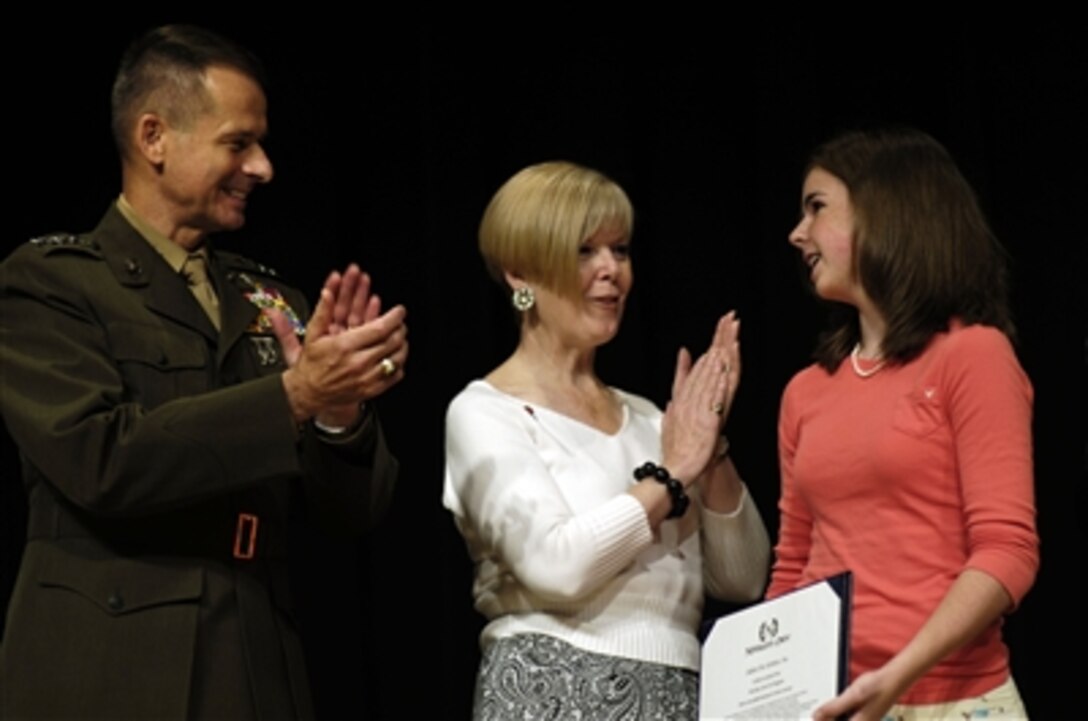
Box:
2;15;1083;719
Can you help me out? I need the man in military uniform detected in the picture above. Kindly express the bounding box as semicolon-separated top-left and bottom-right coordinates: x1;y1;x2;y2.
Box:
0;25;405;719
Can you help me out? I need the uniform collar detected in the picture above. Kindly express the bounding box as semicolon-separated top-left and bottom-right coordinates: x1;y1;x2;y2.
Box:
115;194;201;274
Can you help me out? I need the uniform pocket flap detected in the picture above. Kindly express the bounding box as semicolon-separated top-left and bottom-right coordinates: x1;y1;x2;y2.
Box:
38;548;204;616
107;321;206;369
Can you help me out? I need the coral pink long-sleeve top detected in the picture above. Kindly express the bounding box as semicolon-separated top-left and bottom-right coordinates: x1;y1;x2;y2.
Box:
767;323;1038;703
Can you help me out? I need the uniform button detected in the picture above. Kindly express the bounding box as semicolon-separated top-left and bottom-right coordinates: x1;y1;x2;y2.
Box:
107;592;124;612
125;258;141;275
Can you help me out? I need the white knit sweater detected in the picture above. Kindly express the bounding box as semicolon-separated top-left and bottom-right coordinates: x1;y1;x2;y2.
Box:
443;380;769;671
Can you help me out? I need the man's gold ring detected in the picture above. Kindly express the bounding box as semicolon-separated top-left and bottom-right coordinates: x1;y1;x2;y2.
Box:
380;357;397;377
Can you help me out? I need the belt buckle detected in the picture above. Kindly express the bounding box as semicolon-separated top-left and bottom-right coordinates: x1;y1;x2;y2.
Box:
233;513;259;560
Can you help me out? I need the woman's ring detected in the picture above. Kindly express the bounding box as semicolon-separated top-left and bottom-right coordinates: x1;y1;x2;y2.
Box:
712;402;724;415
380;357;397;377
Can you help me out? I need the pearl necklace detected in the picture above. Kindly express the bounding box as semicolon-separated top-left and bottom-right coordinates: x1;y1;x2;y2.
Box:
850;344;885;378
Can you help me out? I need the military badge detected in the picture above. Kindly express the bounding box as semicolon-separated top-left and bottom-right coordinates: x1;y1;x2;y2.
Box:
249;336;282;367
237;274;306;336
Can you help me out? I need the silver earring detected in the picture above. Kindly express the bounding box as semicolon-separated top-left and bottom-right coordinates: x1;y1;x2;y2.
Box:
511;286;535;312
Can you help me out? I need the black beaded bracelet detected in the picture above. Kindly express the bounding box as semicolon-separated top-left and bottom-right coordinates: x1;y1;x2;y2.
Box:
633;461;690;519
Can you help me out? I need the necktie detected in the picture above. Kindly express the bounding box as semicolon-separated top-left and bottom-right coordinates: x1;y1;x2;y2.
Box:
182;252;221;331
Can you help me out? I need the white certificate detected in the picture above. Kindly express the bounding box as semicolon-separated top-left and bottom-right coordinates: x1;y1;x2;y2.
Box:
699;573;851;721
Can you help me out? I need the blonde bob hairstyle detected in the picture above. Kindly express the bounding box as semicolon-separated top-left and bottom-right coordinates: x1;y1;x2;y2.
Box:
479;161;633;299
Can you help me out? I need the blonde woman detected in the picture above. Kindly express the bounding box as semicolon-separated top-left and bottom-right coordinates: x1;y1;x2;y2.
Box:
444;161;770;719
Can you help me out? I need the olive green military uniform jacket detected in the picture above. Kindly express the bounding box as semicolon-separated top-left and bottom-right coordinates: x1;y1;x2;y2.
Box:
0;205;397;720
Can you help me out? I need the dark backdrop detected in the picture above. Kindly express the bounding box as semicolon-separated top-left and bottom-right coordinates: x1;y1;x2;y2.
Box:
3;16;1083;719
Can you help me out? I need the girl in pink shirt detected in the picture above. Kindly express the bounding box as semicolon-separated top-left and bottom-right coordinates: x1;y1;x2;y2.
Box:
769;128;1038;720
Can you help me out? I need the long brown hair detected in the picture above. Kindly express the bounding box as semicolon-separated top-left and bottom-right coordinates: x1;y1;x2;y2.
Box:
805;127;1015;370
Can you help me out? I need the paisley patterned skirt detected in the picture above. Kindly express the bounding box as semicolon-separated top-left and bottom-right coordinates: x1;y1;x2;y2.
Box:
473;633;698;721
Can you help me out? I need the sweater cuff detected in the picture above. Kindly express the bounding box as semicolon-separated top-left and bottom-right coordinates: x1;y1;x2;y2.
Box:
701;484;771;602
702;482;750;520
586;494;655;581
